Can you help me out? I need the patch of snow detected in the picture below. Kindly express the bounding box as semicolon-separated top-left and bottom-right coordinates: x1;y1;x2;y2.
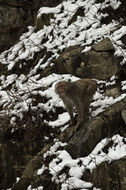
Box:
110;0;121;9
43;134;126;190
49;112;70;128
46;135;126;190
37;4;62;18
27;186;43;190
37;165;47;175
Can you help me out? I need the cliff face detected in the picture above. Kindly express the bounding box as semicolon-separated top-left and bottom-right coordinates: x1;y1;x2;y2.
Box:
0;0;126;190
0;0;62;52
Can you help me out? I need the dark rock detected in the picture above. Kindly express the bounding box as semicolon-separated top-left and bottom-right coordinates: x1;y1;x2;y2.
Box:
0;62;7;77
37;0;63;7
121;34;126;45
81;38;120;80
0;0;63;52
116;63;126;82
55;46;83;74
67;97;126;158
75;63;92;78
0;143;16;189
35;13;54;30
55;38;120;80
0;1;33;52
11;144;51;190
92;37;115;52
105;86;121;98
67;117;105;158
11;178;31;190
95;0;104;2
0;133;45;189
92;157;126;190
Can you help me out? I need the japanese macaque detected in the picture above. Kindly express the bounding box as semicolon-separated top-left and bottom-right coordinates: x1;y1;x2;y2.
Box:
55;79;97;128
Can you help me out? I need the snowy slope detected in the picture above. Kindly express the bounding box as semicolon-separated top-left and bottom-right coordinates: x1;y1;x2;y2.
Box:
1;0;126;189
0;0;126;127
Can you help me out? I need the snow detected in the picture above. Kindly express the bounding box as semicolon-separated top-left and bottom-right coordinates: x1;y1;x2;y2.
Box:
109;0;121;9
91;93;126;116
27;186;43;190
121;80;126;90
0;0;124;70
43;140;67;159
49;112;70;128
37;5;62;18
37;165;48;175
0;71;124;127
41;134;126;190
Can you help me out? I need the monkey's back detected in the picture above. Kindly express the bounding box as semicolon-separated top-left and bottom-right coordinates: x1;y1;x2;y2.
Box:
74;79;97;95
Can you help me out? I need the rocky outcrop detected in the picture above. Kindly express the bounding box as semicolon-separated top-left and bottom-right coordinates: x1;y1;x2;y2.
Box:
92;157;126;190
105;86;121;98
91;37;114;51
56;38;120;80
80;38;120;80
35;13;54;31
35;0;63;30
11;144;51;190
0;140;43;189
55;46;83;75
67;96;126;158
0;0;33;52
0;0;62;53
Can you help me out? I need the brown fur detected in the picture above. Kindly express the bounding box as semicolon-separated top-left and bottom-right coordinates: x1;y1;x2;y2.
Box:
55;79;97;126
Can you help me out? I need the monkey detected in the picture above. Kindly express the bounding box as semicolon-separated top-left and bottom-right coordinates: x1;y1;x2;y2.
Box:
55;79;97;129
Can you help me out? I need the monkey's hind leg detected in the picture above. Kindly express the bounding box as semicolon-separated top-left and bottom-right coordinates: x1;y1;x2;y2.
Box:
74;98;90;132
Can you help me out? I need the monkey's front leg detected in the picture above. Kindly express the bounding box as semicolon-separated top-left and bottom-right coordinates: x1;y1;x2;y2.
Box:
74;102;84;131
67;104;74;126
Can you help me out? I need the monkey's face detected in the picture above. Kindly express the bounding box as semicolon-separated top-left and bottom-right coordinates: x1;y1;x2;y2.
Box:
56;82;65;96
